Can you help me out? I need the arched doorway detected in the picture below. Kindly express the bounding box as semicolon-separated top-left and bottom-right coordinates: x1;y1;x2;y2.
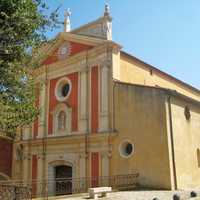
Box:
55;165;72;195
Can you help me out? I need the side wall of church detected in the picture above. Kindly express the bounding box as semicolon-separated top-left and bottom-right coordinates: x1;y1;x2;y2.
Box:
169;96;200;189
111;83;172;189
117;53;200;101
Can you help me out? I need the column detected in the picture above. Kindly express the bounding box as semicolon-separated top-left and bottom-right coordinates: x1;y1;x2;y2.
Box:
99;65;109;132
36;156;43;197
78;153;87;191
38;80;47;138
22;126;31;140
79;154;86;178
22;153;29;182
101;152;110;186
79;70;87;132
48;165;55;196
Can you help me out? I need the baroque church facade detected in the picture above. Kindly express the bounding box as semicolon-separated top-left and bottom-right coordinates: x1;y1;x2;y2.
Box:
9;5;200;195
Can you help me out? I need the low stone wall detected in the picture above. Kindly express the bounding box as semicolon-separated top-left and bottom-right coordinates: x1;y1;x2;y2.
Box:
37;190;200;200
0;184;31;200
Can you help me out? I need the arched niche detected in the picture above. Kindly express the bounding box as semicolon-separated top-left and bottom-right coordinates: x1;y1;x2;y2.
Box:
52;103;72;136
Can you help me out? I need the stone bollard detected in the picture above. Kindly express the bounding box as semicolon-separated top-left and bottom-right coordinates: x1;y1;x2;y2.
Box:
190;191;197;198
173;194;180;200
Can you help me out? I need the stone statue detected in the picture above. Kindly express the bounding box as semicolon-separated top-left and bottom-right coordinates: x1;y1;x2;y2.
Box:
58;111;66;131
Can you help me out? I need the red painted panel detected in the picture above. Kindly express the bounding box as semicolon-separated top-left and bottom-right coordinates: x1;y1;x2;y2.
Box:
32;155;37;197
48;79;57;135
91;66;99;133
70;42;92;56
48;73;78;134
33;84;39;139
42;48;58;65
67;73;78;131
0;138;13;177
91;152;99;187
42;42;92;65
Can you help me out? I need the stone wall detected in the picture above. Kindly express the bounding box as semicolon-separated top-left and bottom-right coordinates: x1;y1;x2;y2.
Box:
111;82;172;189
170;95;200;189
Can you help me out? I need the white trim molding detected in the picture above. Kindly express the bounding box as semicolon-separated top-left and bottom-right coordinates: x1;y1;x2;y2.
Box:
55;77;72;102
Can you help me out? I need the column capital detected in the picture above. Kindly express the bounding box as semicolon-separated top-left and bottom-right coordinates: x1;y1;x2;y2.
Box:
101;151;112;159
79;153;88;159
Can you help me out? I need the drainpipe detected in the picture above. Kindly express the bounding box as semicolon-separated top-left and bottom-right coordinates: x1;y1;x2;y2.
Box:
85;50;89;181
167;96;177;190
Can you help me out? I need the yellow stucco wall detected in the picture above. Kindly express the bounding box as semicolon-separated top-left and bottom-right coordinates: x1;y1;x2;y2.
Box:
111;83;172;189
118;53;200;102
170;97;200;189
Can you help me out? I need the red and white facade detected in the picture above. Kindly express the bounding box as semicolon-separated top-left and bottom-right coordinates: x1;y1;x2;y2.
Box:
13;11;119;196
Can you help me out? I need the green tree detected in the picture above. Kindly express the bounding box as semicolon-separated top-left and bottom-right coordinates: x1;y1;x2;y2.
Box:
0;0;60;137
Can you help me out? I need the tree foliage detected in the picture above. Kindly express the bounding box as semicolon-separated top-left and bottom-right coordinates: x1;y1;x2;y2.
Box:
0;0;60;137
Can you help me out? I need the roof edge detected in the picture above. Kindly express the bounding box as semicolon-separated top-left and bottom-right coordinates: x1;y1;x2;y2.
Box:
71;15;112;34
120;51;200;94
114;80;200;107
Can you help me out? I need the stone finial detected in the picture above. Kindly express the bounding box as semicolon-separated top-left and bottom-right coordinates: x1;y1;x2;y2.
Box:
64;8;71;32
104;3;110;17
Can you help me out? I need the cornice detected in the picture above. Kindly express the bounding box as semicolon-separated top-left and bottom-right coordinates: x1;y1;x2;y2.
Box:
34;43;118;80
15;131;117;146
33;32;121;67
60;32;106;46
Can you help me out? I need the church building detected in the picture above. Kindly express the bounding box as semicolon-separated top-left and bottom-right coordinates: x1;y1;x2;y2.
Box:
11;5;200;196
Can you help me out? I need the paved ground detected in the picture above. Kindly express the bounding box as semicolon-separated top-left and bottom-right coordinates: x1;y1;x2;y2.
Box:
48;190;200;200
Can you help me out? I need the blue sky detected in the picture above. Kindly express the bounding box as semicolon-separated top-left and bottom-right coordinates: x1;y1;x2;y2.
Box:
45;0;200;89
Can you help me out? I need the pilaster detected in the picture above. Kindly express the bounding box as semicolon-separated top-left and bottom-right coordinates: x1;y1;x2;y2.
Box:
38;78;47;138
79;70;88;132
99;64;109;132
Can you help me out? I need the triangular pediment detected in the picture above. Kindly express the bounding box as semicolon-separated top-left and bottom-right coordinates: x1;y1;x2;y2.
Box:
34;32;108;66
71;15;112;40
42;39;92;65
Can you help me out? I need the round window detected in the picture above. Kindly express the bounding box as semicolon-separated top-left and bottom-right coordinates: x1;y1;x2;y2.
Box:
55;78;71;101
119;140;134;158
61;83;70;97
125;143;133;155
